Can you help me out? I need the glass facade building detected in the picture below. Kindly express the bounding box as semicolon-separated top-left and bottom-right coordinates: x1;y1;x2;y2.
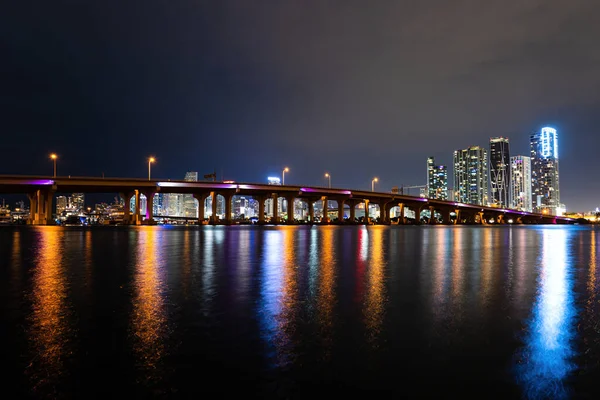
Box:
453;146;488;206
530;127;560;214
426;157;448;200
510;155;532;212
489;137;510;208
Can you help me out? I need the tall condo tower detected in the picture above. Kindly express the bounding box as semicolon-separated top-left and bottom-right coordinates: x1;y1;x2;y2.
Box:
489;137;510;208
453;146;488;206
426;157;448;200
530;127;560;214
510;156;532;212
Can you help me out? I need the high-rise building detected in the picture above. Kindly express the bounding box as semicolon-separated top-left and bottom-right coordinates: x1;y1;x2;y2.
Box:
510;155;532;212
183;172;198;218
489;137;511;207
530;127;560;214
56;196;67;215
69;193;85;212
426;157;448;200
453;146;488;206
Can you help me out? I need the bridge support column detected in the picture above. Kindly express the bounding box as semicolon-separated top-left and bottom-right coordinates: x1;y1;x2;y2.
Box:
348;200;356;223
478;212;486;225
120;192;134;225
210;191;218;225
224;193;233;225
286;196;295;223
454;209;461;225
28;192;38;224
272;194;279;224
193;193;210;224
133;190;142;225
257;196;266;224
364;199;370;224
143;191;155;224
321;197;329;224
497;214;506;224
380;202;389;224
429;206;437;225
308;201;315;223
413;205;424;225
398;203;405;225
337;199;345;222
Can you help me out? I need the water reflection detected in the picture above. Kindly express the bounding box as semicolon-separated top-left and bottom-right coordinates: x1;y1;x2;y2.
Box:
364;227;385;347
131;228;169;387
517;229;576;399
26;227;72;395
318;227;335;358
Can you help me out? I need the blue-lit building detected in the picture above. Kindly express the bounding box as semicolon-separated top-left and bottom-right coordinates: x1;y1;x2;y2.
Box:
530;127;561;215
426;157;448;200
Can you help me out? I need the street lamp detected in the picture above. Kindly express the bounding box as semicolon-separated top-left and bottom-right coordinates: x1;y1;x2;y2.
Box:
148;157;155;180
325;173;331;188
372;177;378;192
50;153;57;177
282;167;289;185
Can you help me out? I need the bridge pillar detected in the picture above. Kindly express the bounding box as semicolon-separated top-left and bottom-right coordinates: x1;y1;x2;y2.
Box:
364;199;370;224
133;190;142;225
308;200;315;223
398;203;405;225
413;205;424;225
348;200;356;223
143;191;155;224
497;214;506;224
257;195;266;224
321;197;329;224
193;193;210;224
453;209;461;225
439;208;451;225
224;193;233;225
337;199;345;222
478;212;487;225
429;206;436;225
33;188;54;225
120;192;134;225
272;194;279;224
210;191;218;225
286;196;295;223
27;192;38;224
380;202;389;224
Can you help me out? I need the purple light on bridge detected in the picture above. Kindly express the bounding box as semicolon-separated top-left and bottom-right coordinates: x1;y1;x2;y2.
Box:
300;188;352;195
157;182;237;189
24;179;54;185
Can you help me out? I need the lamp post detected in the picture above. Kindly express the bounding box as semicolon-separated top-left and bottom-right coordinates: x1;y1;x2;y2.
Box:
50;153;57;177
282;167;289;185
325;173;331;188
148;157;155;180
371;177;378;192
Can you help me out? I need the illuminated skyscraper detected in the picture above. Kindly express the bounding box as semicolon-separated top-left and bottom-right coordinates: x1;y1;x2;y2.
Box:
56;196;67;215
489;137;510;207
453;146;488;206
426;157;448;200
530;127;560;214
510;155;532;212
69;193;85;212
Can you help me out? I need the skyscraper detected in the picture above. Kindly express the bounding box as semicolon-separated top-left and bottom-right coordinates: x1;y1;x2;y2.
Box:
453;146;488;206
530;127;560;214
510;155;532;212
489;137;510;207
183;172;198;218
427;157;448;200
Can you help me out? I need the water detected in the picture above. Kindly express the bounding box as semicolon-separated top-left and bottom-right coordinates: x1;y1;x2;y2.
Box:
1;225;599;399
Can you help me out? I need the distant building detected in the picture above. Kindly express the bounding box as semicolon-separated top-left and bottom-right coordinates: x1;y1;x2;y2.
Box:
453;146;488;206
69;193;85;212
426;157;448;200
183;172;198;218
530;127;560;214
510;155;532;212
489;137;510;207
56;196;67;215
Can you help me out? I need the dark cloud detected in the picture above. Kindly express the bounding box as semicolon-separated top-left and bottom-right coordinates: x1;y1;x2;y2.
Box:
2;0;599;210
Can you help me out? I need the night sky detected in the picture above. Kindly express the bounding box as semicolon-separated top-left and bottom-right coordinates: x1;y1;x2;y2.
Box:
3;1;600;210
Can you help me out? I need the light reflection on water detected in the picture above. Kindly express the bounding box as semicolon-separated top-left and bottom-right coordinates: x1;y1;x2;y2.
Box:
130;227;169;388
26;227;73;396
364;227;385;347
517;228;576;399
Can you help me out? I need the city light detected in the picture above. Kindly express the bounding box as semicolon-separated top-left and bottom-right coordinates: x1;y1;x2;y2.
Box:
282;167;289;185
540;127;558;159
371;177;378;192
50;153;57;177
148;157;155;181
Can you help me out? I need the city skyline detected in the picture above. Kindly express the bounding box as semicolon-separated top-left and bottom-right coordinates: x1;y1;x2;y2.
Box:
3;2;600;210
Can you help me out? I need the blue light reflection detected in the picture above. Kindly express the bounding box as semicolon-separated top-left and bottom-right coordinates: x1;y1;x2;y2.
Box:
517;229;576;399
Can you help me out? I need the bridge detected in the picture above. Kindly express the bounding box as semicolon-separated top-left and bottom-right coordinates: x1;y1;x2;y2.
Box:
0;175;574;225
